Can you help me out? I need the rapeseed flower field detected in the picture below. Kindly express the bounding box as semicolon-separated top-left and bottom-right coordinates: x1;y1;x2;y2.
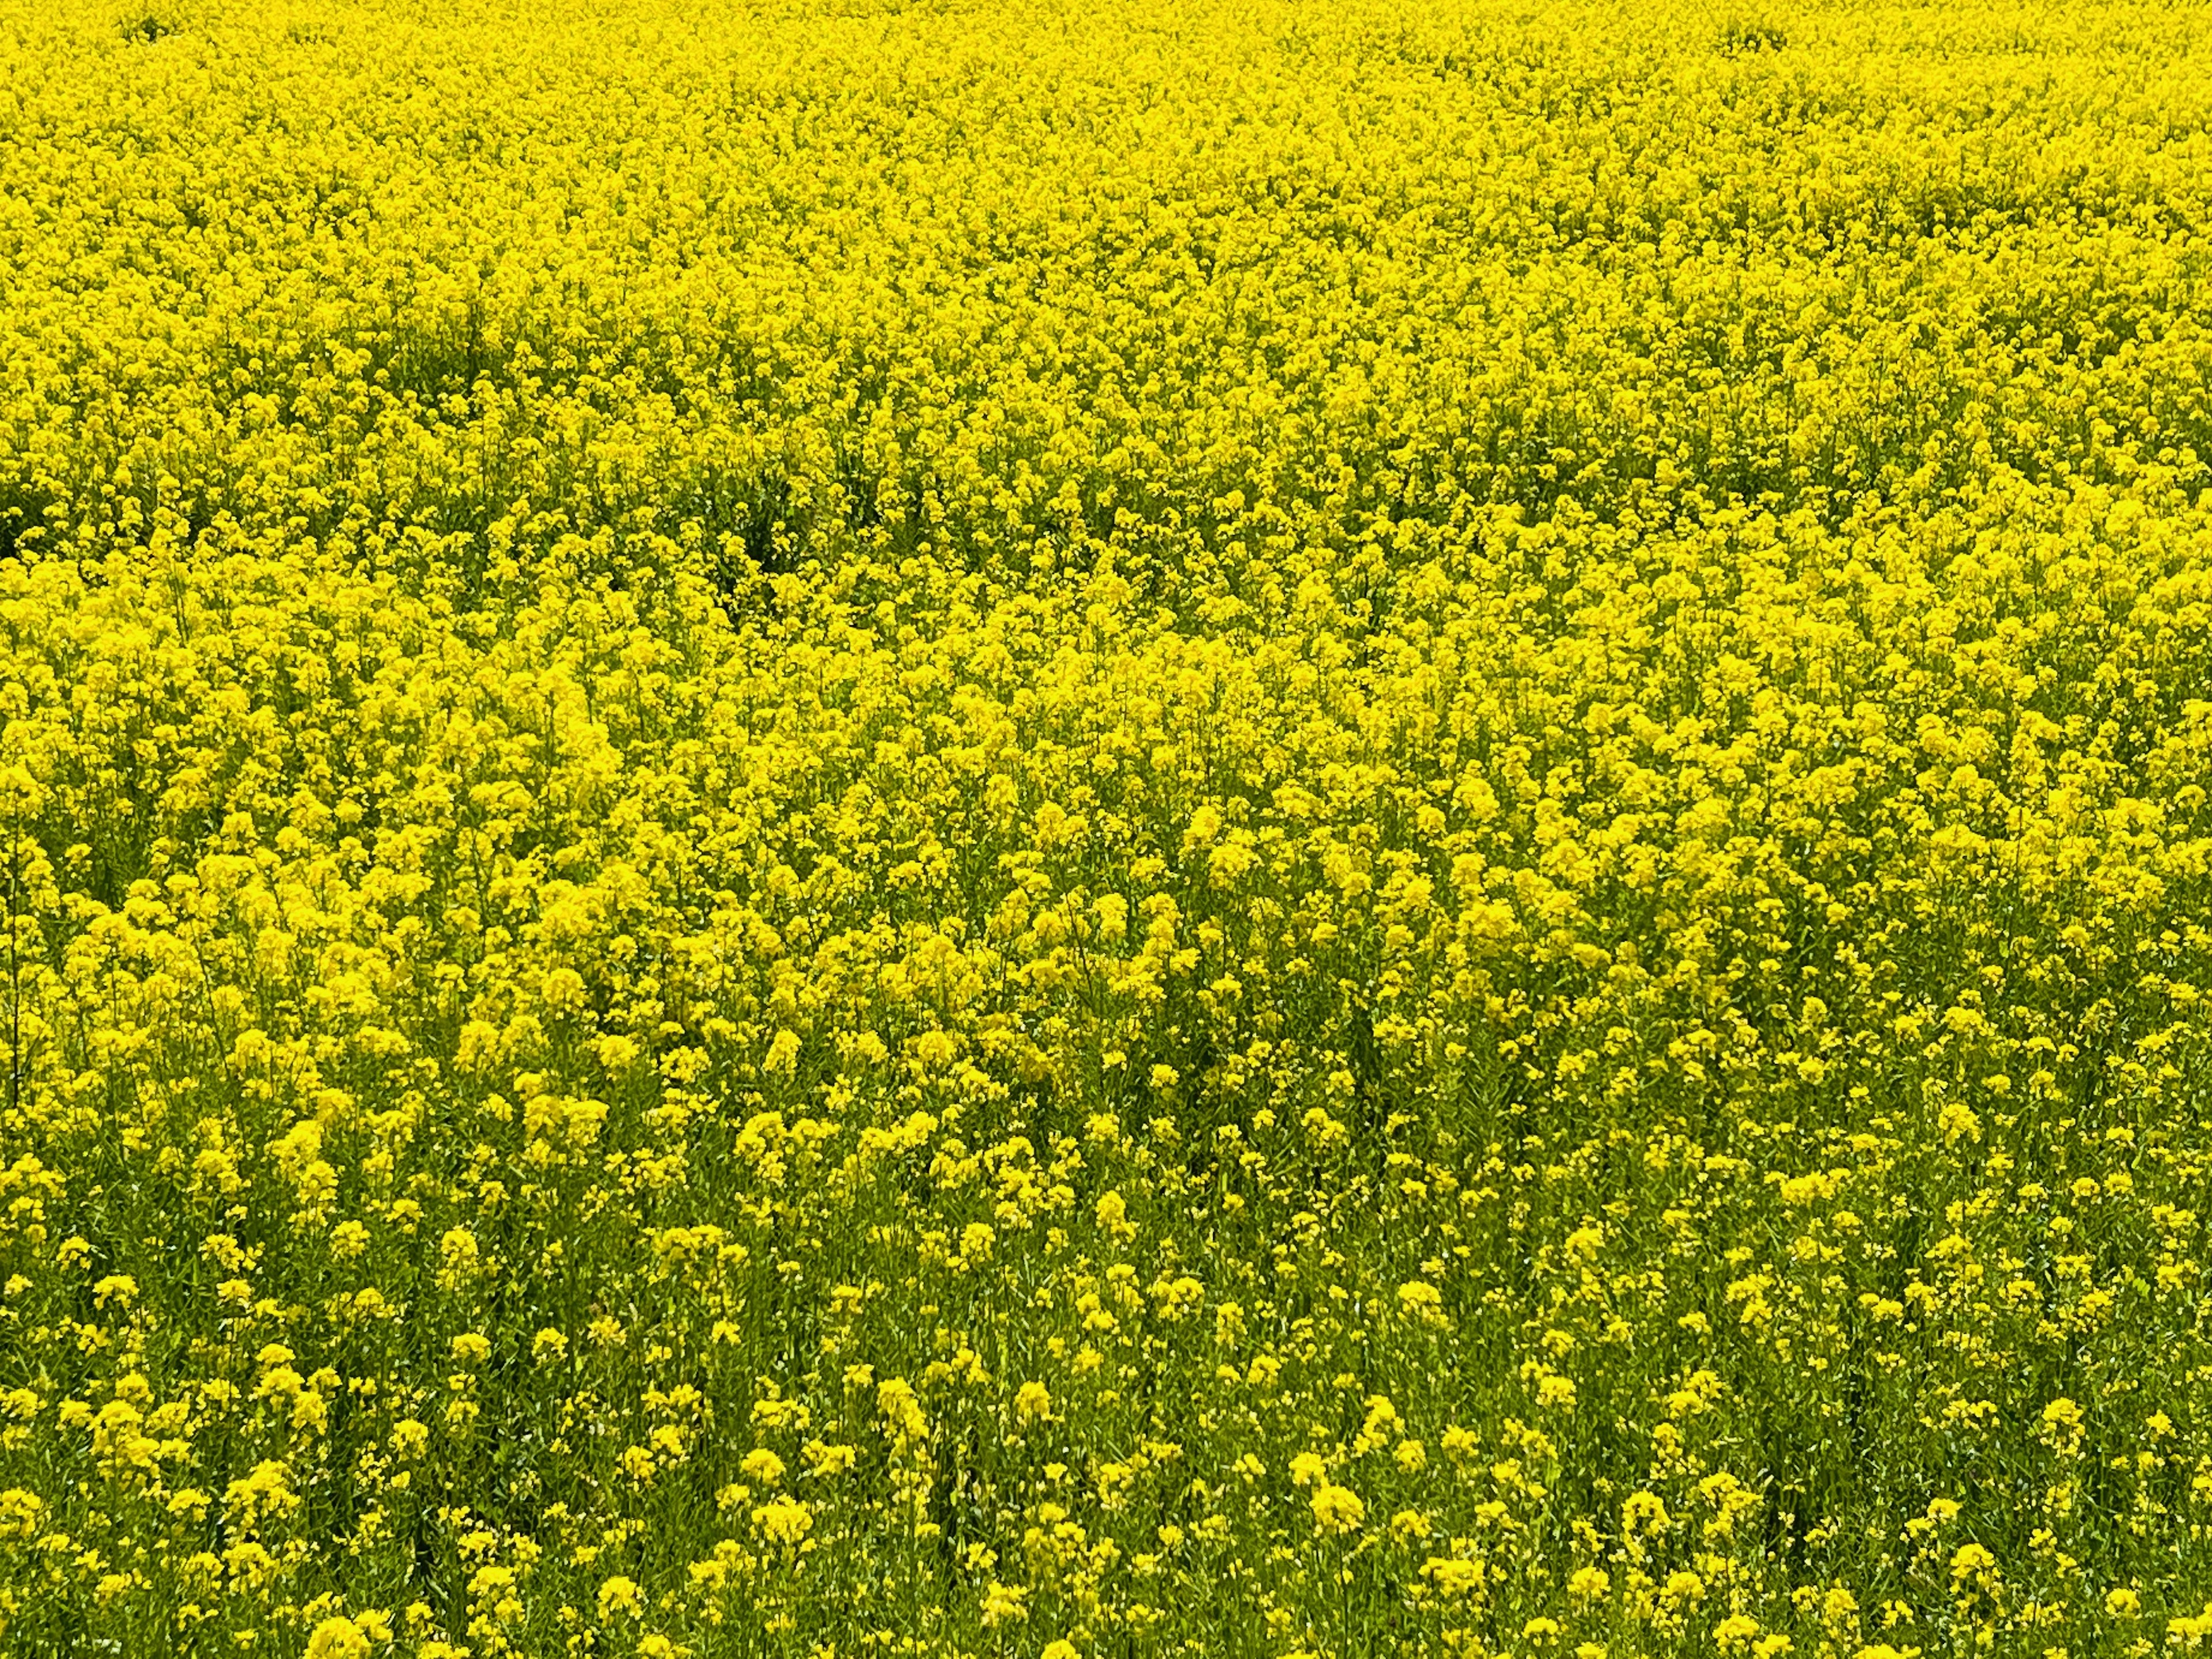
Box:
3;0;2211;1653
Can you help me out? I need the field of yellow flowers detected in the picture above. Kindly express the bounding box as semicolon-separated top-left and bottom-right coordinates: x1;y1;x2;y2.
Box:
4;0;2212;1654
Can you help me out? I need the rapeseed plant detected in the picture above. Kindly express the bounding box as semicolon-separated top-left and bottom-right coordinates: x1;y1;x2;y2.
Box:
0;0;2209;1655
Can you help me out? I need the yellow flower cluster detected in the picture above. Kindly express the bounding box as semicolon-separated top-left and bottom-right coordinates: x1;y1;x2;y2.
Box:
1;0;2209;1655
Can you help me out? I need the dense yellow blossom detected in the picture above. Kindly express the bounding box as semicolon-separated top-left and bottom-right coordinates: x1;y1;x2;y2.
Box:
0;0;2209;1654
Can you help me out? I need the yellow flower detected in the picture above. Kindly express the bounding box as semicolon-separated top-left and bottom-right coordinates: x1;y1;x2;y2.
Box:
1950;1542;1998;1584
1094;1190;1135;1240
1311;1483;1365;1535
0;1488;44;1541
1424;1556;1481;1595
752;1498;811;1547
304;1617;369;1659
980;1581;1028;1626
598;1576;643;1620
